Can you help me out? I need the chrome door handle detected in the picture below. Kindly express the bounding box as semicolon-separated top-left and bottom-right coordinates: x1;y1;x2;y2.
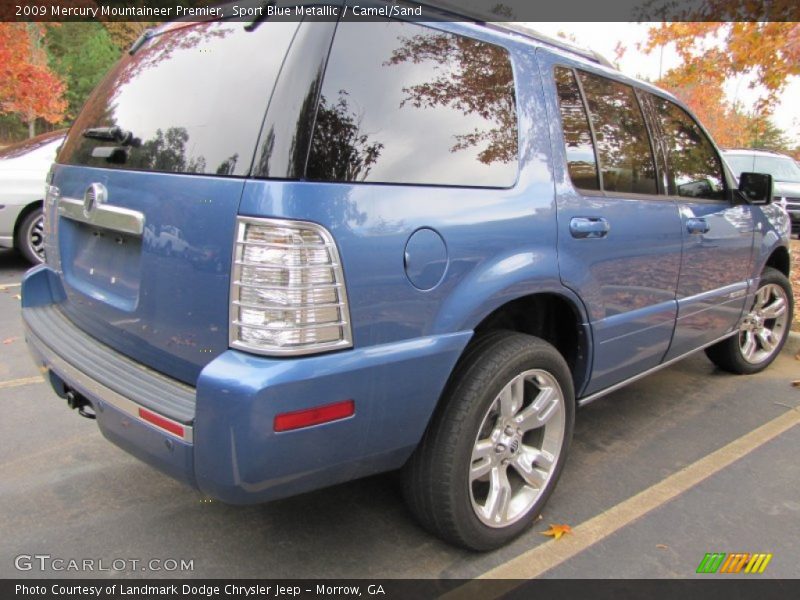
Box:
686;218;709;234
570;217;610;239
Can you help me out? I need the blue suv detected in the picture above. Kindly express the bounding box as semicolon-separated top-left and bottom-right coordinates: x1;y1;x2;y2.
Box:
22;6;793;550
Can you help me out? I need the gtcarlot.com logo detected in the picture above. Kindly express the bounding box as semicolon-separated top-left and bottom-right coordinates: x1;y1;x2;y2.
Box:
696;552;773;574
14;554;194;573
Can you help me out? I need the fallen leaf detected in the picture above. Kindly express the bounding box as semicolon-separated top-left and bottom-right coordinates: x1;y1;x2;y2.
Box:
792;380;800;388
656;544;669;550
541;523;572;540
2;337;19;345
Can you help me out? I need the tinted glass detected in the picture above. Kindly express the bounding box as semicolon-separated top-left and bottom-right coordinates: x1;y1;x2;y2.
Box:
306;21;518;187
652;96;726;200
554;67;599;190
578;71;658;195
59;21;299;176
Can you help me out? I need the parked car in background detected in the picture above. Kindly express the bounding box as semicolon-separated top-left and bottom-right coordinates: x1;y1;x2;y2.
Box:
0;130;66;263
22;6;793;551
724;148;800;236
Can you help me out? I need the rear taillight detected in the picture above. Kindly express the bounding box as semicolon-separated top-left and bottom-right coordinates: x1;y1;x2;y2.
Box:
229;217;353;356
43;183;60;269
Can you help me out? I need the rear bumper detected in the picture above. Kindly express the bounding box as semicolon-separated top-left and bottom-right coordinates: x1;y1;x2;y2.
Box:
22;265;470;504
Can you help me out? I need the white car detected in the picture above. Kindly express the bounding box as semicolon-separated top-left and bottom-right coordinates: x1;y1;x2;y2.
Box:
0;130;66;263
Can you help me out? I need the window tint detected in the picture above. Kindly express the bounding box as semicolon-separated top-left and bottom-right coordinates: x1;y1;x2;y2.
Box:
578;71;658;195
306;21;518;187
554;67;599;190
652;96;726;200
59;21;300;176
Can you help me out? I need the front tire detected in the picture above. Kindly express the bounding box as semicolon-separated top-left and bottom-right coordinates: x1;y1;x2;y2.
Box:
705;267;793;374
402;331;575;551
16;208;45;265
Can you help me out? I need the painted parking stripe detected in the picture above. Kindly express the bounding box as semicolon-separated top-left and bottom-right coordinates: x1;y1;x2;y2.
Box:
0;376;43;390
447;407;800;597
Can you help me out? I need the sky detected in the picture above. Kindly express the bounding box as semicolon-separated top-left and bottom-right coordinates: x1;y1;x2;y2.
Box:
528;22;800;146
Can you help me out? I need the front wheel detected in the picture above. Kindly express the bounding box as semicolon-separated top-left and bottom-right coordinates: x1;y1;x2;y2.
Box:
706;267;793;374
402;331;575;551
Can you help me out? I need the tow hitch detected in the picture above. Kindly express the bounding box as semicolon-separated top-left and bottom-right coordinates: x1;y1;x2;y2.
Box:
65;390;96;420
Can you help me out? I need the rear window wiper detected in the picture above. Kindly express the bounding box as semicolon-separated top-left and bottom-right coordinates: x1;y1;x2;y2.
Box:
82;126;137;146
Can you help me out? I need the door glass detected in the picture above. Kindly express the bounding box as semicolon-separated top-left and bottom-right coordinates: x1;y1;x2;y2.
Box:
578;71;658;195
554;67;600;191
651;96;726;200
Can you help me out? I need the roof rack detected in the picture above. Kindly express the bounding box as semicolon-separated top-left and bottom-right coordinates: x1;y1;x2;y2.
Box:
418;1;616;69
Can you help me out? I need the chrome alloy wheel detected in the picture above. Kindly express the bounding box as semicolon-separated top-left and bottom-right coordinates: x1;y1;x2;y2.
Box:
469;369;566;528
25;213;45;262
739;283;789;364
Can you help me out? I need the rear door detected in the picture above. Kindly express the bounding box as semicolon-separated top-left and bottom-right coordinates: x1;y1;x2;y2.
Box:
644;94;755;359
538;51;683;395
48;19;303;384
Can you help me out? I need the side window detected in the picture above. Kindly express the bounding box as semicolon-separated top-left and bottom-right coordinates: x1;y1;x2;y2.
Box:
306;21;518;187
577;71;658;195
651;96;726;200
554;67;600;191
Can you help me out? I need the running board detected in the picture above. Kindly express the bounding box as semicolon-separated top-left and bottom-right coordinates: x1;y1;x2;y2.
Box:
577;331;739;407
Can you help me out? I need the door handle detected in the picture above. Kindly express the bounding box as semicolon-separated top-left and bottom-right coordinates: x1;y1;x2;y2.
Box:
570;217;610;239
686;218;710;234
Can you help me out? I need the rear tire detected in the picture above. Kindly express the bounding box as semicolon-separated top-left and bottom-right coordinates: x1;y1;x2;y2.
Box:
705;267;793;374
402;331;575;551
16;208;45;265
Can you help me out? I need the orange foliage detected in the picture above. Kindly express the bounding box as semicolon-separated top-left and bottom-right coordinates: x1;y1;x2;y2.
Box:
642;20;800;112
0;23;67;126
657;72;749;148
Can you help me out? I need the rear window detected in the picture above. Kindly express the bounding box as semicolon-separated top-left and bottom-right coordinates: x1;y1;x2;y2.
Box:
58;21;300;177
306;21;518;187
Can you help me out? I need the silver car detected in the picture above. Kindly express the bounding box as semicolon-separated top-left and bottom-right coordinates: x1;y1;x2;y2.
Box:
724;148;800;236
0;130;66;263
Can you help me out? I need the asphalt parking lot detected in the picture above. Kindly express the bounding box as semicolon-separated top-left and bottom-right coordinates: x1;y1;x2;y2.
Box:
1;247;798;581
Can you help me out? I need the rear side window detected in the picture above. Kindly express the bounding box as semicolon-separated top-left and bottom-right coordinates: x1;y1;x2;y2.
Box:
306;21;518;187
554;67;600;191
58;21;300;176
651;96;726;200
578;71;658;195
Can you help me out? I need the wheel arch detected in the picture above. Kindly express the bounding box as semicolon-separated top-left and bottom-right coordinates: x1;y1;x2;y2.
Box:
12;199;43;249
763;244;790;278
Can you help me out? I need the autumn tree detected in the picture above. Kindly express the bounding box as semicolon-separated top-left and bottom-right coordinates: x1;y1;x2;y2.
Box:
0;23;67;137
46;23;119;121
641;18;799;112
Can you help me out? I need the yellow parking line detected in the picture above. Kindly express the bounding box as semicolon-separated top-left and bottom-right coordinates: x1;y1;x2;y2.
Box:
0;376;43;390
0;282;21;291
446;407;800;597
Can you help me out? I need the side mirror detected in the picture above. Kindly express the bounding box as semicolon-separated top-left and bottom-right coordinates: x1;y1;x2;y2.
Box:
738;172;773;204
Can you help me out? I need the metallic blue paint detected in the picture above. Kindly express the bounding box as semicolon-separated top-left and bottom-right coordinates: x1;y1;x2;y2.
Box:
22;20;792;506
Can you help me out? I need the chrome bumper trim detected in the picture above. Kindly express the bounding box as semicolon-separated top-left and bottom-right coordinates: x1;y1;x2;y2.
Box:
27;327;193;443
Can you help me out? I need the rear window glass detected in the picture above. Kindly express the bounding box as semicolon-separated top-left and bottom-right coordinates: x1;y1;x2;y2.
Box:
58;21;300;177
306;21;518;187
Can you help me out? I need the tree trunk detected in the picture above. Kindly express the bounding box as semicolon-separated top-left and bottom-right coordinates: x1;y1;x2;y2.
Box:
28;119;36;139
